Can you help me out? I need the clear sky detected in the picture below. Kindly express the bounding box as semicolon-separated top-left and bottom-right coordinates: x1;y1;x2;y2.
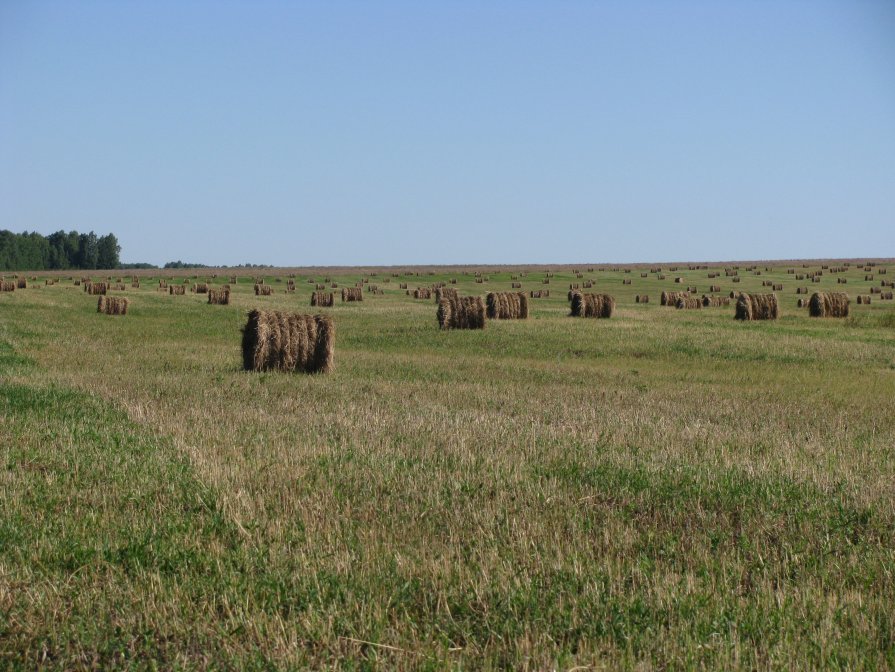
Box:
1;1;893;266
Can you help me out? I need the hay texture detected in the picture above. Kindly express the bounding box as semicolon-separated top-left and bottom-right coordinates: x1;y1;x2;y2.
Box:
570;292;615;318
808;292;849;318
735;293;778;321
208;289;231;305
169;285;186;295
661;291;689;306
311;291;334;307
676;297;702;309
341;287;363;302
255;284;273;296
241;310;334;374
437;295;486;330
635;294;649;303
486;292;529;320
97;296;128;315
434;287;458;302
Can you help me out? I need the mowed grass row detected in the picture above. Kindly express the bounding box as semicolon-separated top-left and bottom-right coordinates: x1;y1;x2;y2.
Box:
1;262;894;669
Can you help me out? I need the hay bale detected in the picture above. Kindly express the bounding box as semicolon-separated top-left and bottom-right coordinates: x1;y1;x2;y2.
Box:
434;287;457;302
0;280;16;292
735;293;778;321
88;282;108;295
486;292;529;319
208;289;231;305
701;295;729;307
437;295;486;330
635;294;649;303
412;288;432;299
341;287;363;302
660;290;689;306
194;283;209;294
16;278;27;289
170;285;186;295
255;284;273;296
241;309;334;374
676;297;702;309
569;292;615;318
97;296;128;315
311;291;334;307
808;292;849;317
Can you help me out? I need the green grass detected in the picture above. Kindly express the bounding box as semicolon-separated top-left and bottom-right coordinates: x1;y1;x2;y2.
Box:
1;263;894;669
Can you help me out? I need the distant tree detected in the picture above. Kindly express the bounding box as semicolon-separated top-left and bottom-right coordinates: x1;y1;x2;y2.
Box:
97;233;121;269
78;232;99;269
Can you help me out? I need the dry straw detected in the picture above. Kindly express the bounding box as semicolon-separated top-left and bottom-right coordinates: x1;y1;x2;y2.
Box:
241;309;334;374
0;280;16;292
486;292;529;319
735;293;778;321
413;288;432;299
434;287;458;302
255;284;273;296
676;297;702;309
660;290;689;306
169;285;186;295
208;289;231;305
97;296;128;315
808;292;849;317
635;294;649;303
341;287;363;302
311;291;334;307
570;292;615;318
437;295;486;330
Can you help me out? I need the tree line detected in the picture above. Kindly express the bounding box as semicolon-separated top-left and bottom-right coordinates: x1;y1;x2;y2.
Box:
0;230;121;271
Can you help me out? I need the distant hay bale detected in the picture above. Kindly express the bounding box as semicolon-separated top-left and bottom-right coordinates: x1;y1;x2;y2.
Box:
735;293;778;321
881;292;893;300
241;309;334;374
341;287;363;302
437;295;486;330
16;278;27;289
701;295;729;307
856;295;871;305
529;290;549;298
674;277;683;284
660;290;689;306
413;288;432;299
229;276;238;284
316;283;326;290
511;282;522;289
169;285;186;295
193;283;209;294
569;292;615;318
255;284;273;296
837;278;847;284
676;297;702;309
635;294;649;303
208;289;231;305
808;292;849;317
97;296;128;315
311;291;334;307
622;279;632;285
486;292;529;319
797;298;806;308
87;282;108;295
0;280;16;292
708;285;721;293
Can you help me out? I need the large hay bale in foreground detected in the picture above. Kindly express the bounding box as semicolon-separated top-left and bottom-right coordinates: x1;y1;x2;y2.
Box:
97;296;128;315
735;293;778;321
570;292;615;318
486;292;529;319
437;295;486;330
241;310;334;374
808;292;849;318
311;291;334;307
208;289;231;305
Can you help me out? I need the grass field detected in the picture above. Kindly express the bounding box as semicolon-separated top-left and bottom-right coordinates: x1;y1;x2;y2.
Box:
1;261;894;669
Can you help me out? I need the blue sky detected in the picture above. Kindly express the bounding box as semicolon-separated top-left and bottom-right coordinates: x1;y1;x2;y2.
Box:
1;1;893;266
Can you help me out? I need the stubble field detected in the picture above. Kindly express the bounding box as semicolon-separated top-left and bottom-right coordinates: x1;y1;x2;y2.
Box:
1;261;894;670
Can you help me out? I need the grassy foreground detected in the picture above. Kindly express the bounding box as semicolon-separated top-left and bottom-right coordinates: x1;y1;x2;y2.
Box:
1;263;894;670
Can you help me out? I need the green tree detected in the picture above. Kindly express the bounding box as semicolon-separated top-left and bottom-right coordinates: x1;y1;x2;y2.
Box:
97;233;121;269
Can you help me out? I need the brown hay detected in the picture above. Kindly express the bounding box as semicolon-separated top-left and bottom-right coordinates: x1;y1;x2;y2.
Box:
808;292;849;317
437;295;486;330
255;284;273;296
701;295;729;307
241;309;334;374
676;297;702;309
208;289;231;305
97;296;128;315
0;280;16;292
529;290;549;298
311;291;334;307
16;278;27;289
569;292;615;318
193;283;209;294
87;282;108;295
708;285;721;293
434;287;457;302
486;292;529;320
341;287;363;302
413;288;432;299
856;295;871;305
735;293;778;321
660;290;689;306
169;285;186;295
635;294;649;303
